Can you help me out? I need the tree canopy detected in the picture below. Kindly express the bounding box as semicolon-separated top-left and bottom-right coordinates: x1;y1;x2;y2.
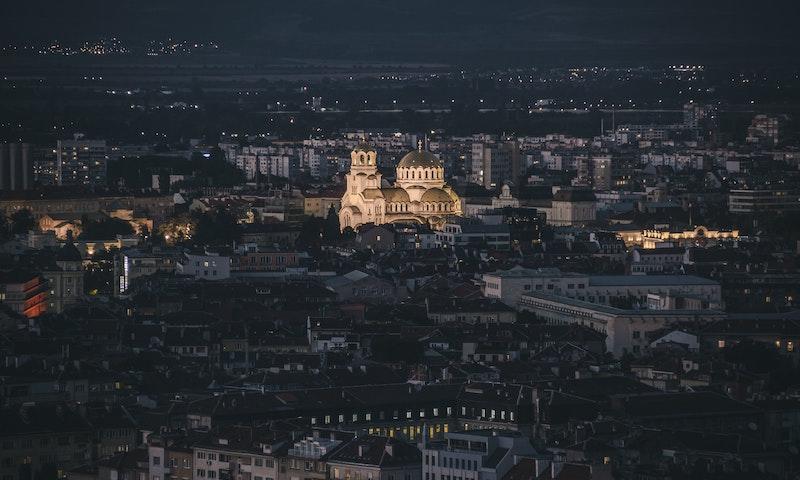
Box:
79;217;134;239
10;209;36;235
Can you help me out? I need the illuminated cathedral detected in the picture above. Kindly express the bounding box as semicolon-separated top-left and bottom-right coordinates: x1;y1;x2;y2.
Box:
339;142;461;231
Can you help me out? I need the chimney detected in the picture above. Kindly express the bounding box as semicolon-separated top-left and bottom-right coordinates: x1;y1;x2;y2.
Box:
551;461;564;478
534;459;550;478
358;445;366;457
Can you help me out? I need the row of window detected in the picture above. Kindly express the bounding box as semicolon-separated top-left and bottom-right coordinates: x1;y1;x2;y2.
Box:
425;455;478;471
1;436;75;449
1;454;58;467
522;282;586;291
769;339;794;352
427;474;472;480
308;406;514;425
195;452;275;468
332;469;413;480
311;407;453;425
399;168;443;180
350;288;388;296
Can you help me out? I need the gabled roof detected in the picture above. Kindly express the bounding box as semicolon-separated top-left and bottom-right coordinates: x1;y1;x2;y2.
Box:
326;435;420;467
344;270;370;282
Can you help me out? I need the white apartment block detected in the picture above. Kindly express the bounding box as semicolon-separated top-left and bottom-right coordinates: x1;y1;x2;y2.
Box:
422;430;538;480
482;267;722;308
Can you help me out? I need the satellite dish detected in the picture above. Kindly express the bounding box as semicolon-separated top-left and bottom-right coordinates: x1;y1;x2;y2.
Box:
748;422;758;431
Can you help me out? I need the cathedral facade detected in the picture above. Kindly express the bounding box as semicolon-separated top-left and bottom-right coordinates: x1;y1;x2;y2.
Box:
339;143;461;231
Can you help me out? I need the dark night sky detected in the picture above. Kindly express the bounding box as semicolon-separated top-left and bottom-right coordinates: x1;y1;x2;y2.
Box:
2;0;799;65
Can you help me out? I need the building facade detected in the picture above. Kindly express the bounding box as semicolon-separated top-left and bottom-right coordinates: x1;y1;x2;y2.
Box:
56;139;108;187
422;430;537;480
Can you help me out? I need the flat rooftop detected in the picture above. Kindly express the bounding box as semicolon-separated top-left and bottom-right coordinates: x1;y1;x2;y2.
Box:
588;275;718;287
521;292;725;317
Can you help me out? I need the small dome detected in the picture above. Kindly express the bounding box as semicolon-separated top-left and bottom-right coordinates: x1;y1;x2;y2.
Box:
382;188;411;203
362;188;384;199
421;188;453;203
397;150;442;169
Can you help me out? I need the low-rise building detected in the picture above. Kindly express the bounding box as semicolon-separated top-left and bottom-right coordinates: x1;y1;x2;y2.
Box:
0;270;48;318
326;436;421;480
177;250;231;281
422;430;538;480
190;427;288;480
232;246;304;273
519;292;726;357
629;247;687;274
324;271;400;304
729;188;800;214
286;431;350;480
547;189;596;227
482;267;722;308
436;222;511;251
0;404;93;480
426;299;517;325
42;242;84;313
114;248;181;297
304;191;342;218
356;224;397;251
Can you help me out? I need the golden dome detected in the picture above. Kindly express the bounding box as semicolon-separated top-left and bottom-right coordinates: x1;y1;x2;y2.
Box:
397;150;442;169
